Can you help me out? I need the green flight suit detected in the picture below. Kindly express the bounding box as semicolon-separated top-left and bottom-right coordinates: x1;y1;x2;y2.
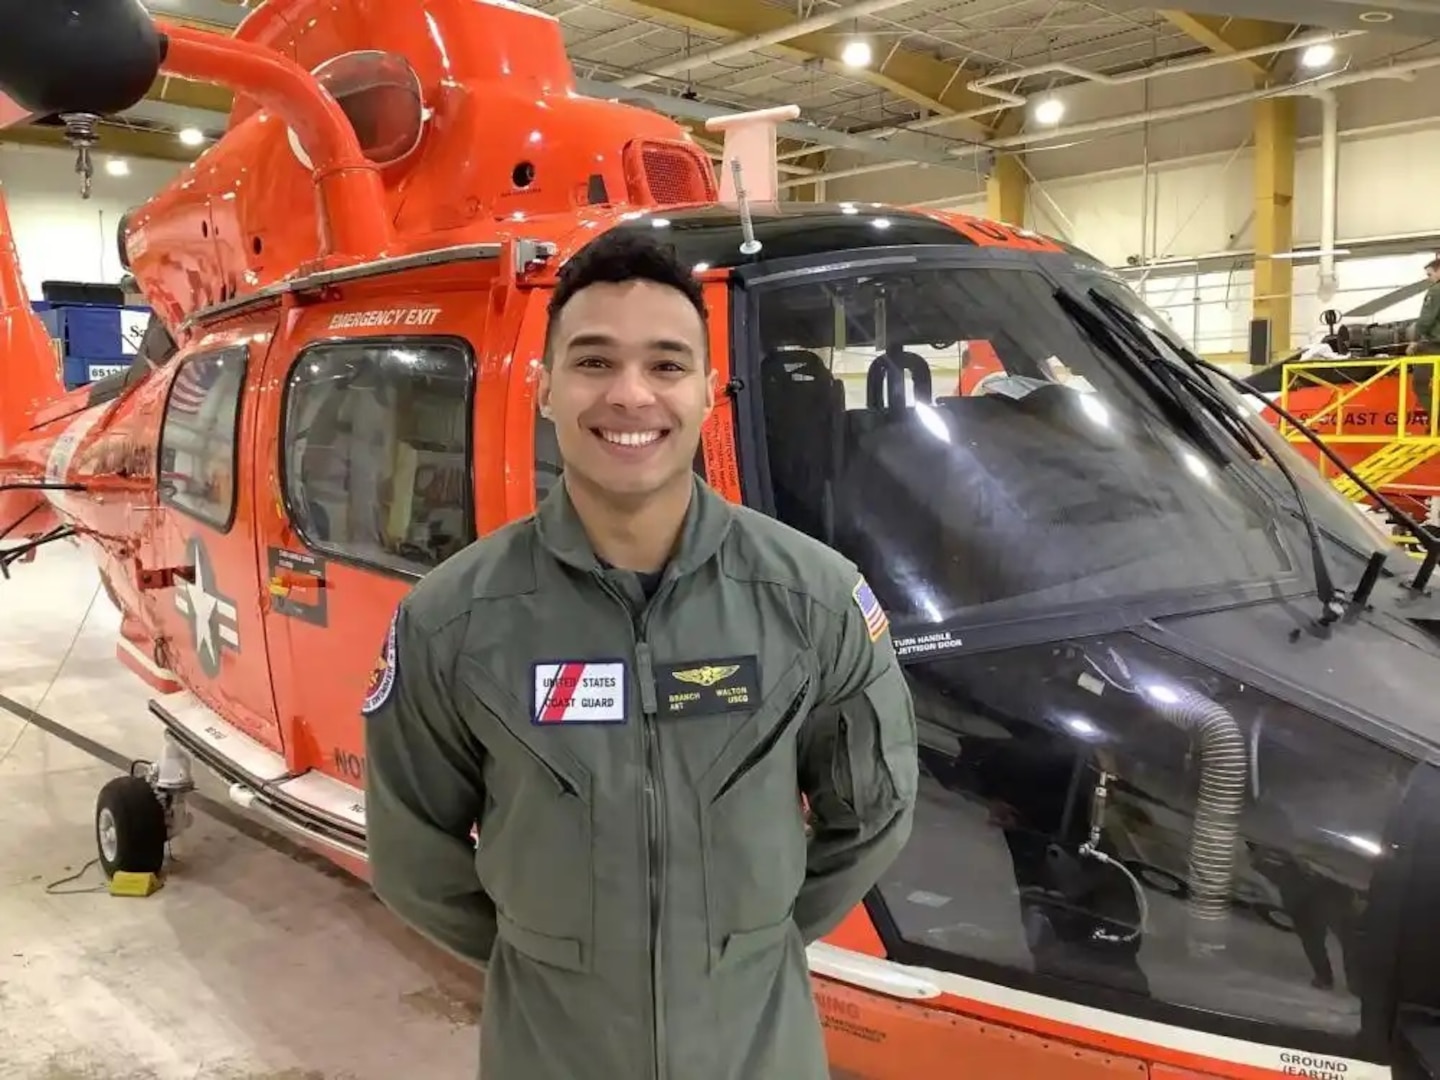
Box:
1413;282;1440;414
362;472;919;1080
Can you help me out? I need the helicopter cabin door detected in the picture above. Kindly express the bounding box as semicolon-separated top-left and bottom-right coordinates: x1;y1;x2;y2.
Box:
147;321;285;756
251;298;482;819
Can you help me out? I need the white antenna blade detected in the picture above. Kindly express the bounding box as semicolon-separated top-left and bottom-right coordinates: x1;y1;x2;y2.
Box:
705;105;800;205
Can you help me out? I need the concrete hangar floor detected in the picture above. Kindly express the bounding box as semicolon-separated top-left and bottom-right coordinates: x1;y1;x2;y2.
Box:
0;539;482;1079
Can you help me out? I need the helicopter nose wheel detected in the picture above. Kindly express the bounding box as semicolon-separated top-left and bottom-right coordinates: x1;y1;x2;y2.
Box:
93;732;197;879
94;775;168;877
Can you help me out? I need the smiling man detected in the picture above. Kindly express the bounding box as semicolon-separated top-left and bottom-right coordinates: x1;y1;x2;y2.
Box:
362;229;918;1080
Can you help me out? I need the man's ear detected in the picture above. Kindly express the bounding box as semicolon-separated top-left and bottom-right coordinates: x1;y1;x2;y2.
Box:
703;365;717;417
537;363;553;418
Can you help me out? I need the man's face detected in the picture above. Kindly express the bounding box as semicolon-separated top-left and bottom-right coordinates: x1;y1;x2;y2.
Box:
538;278;715;503
1427;264;1440;284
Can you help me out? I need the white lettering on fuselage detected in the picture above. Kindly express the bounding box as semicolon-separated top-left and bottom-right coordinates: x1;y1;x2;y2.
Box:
1277;1050;1350;1078
327;307;441;330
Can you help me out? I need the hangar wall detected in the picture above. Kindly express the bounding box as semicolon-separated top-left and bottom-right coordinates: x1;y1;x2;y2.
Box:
0;144;183;299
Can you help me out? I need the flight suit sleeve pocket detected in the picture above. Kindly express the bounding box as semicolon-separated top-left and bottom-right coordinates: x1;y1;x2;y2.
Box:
840;661;918;814
496;908;588;973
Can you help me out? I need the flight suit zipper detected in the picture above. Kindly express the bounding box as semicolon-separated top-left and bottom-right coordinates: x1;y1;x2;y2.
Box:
635;638;665;1080
593;571;670;1080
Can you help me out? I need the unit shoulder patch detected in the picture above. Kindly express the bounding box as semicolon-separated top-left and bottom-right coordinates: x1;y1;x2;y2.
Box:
361;610;400;716
852;576;889;643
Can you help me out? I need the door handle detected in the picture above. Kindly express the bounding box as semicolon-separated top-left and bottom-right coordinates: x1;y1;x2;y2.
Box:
268;568;326;600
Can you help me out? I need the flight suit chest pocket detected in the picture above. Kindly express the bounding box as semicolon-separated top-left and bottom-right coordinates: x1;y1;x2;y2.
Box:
456;657;595;974
696;654;814;971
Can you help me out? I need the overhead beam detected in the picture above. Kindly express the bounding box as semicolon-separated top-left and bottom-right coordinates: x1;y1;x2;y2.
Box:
575;77;970;168
1157;11;1299;81
602;0;1000;132
0;123;202;166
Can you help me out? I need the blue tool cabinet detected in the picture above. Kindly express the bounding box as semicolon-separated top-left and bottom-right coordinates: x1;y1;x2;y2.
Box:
32;280;151;389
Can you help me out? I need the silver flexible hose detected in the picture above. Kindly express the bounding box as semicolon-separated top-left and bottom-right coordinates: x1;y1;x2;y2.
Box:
1148;685;1248;955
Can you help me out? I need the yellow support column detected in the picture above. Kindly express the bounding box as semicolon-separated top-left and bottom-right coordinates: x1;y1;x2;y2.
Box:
986;153;1028;226
1252;97;1296;361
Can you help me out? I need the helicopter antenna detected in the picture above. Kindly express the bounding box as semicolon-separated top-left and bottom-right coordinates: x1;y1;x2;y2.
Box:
60;113;101;199
731;159;761;257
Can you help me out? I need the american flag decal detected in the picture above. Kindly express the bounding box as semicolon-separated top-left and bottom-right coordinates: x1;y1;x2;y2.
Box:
852;578;889;643
169;353;227;415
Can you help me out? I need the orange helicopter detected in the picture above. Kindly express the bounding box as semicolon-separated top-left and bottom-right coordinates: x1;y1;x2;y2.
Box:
8;3;1440;1080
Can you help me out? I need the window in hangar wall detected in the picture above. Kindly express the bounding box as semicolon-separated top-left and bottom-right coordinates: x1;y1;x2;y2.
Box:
158;345;249;530
282;337;475;576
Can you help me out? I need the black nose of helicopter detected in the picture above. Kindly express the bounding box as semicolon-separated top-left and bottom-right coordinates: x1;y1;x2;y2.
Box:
0;0;163;118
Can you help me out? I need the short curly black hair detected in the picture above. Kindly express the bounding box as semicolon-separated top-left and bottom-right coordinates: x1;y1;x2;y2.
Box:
544;228;708;368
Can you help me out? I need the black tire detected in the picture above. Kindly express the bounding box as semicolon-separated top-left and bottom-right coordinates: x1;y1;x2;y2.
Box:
95;775;167;878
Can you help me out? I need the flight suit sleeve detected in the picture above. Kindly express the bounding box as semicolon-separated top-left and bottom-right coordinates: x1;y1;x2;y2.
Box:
793;575;918;944
363;601;497;967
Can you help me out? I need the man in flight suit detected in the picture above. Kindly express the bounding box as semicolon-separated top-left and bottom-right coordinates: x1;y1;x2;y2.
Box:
362;228;919;1080
1407;254;1440;417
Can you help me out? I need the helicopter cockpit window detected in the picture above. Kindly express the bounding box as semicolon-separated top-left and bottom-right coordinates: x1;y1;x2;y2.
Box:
287;51;426;170
878;630;1412;1042
157;345;248;530
283;339;473;576
752;263;1298;631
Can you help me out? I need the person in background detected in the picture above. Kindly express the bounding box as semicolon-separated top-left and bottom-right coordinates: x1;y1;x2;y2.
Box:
362;229;919;1080
1406;254;1440;418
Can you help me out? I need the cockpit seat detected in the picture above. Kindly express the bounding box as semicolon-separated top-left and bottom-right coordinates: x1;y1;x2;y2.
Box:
761;348;845;542
866;349;934;410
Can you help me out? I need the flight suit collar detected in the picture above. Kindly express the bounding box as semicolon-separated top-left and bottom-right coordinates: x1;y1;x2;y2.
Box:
535;472;734;581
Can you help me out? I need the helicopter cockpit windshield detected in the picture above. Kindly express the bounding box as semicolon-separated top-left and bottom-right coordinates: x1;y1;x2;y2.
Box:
750;257;1310;632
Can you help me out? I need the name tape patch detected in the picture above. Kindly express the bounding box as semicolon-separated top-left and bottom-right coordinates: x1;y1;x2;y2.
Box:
655;656;759;719
853;577;889;643
533;661;627;725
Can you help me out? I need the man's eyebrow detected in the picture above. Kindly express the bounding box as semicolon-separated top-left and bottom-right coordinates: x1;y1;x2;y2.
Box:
565;332;695;355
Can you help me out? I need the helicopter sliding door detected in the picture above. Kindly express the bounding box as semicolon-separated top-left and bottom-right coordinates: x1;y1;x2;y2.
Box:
252;299;481;811
148;318;286;755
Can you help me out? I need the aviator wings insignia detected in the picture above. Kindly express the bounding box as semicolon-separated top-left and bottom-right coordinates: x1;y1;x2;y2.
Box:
672;664;740;688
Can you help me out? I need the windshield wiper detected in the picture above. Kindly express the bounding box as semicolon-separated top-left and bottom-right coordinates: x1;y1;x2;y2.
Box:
1052;288;1237;471
1081;289;1440;608
1057;285;1368;632
1082;288;1440;599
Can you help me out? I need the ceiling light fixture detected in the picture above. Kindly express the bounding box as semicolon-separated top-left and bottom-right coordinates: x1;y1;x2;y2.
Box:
178;127;205;146
105;158;130;177
1359;10;1394;22
841;39;872;68
1033;97;1065;125
1302;43;1337;69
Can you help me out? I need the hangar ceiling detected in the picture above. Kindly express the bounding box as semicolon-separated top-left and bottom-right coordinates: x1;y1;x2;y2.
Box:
1100;0;1440;39
2;0;1436;177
